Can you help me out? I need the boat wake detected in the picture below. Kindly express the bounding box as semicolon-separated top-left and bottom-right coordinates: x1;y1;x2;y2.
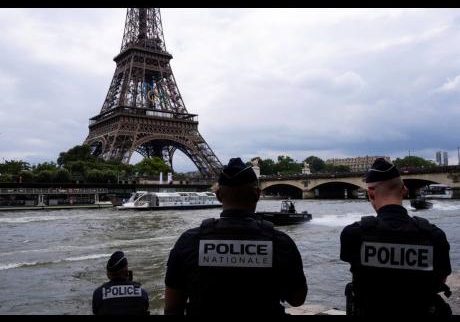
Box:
311;212;371;227
432;203;460;211
0;253;111;271
0;215;64;224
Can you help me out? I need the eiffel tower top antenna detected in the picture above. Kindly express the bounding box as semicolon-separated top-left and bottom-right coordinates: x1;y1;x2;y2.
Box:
121;8;167;53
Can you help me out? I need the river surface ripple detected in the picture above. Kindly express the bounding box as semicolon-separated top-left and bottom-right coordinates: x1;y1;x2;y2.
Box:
0;199;459;314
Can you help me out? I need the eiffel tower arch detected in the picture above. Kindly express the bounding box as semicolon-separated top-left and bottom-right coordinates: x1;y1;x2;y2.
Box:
84;8;222;177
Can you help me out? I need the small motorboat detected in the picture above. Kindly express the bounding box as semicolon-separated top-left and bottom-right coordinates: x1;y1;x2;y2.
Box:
255;200;312;226
410;197;433;210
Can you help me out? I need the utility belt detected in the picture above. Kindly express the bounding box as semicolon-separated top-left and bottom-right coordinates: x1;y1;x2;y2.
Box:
345;282;452;317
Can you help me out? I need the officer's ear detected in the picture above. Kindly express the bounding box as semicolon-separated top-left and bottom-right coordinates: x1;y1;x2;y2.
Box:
402;185;408;198
367;186;375;201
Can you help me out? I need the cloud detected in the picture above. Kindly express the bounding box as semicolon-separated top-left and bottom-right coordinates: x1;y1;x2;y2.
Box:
435;75;460;93
1;8;460;170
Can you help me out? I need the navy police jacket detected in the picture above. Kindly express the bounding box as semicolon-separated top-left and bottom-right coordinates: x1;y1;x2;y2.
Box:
340;204;451;315
92;278;149;315
165;209;307;316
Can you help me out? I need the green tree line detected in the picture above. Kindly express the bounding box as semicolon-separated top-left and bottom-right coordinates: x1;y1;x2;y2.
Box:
251;154;437;176
0;145;170;184
0;146;438;183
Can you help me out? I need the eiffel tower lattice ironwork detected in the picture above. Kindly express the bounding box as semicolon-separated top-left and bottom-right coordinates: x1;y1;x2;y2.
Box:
84;8;222;177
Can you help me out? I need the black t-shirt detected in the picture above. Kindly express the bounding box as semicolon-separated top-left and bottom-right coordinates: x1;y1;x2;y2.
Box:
165;209;307;316
340;204;451;314
92;278;149;315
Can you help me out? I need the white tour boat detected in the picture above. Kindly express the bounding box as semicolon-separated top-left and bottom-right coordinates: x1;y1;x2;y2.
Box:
117;191;221;210
420;184;453;199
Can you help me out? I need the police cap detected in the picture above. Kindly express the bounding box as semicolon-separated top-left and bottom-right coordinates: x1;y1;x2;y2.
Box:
218;157;258;186
107;251;128;272
365;158;400;183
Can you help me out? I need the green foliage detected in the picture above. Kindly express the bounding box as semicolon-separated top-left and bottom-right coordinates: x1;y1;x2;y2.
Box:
32;162;58;173
324;164;351;173
36;170;54;183
57;145;95;167
0;160;30;175
134;157;170;177
19;170;36;183
53;168;71;183
0;144;141;183
274;155;302;175
249;155;302;176
393;156;436;169
86;169;118;183
304;156;326;173
0;174;12;182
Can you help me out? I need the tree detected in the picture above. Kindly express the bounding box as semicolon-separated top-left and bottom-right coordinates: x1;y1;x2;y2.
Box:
19;170;36;183
0;160;30;175
273;155;302;175
393;156;436;169
36;170;54;183
304;156;325;173
86;169;104;183
57;145;95;167
32;162;58;173
259;158;276;175
134;157;170;177
324;164;351;173
53;169;71;183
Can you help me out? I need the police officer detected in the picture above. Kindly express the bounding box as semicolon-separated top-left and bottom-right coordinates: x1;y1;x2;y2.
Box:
92;251;149;315
340;158;452;317
164;157;307;316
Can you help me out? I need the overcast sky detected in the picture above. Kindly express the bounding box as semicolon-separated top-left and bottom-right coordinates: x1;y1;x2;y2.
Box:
1;8;460;172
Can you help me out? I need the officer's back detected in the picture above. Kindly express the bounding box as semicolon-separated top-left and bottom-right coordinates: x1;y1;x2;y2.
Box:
164;158;308;316
92;251;149;315
340;158;452;316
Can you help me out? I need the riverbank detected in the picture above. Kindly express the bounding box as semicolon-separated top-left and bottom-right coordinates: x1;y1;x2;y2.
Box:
0;203;113;211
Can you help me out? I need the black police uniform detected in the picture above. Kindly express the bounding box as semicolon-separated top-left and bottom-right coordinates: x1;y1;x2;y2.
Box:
340;204;451;316
92;278;149;315
165;209;307;316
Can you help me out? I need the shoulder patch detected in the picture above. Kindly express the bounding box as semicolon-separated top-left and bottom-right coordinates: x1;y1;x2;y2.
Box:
361;241;433;271
199;239;273;268
102;285;142;299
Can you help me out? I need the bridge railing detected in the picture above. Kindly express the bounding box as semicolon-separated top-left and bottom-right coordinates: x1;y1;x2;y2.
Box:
259;165;460;181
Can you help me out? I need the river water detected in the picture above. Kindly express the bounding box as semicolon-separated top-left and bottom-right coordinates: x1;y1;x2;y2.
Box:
0;199;459;315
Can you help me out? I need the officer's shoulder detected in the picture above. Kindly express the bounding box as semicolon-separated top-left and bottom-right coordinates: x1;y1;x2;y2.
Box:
271;228;297;245
341;220;363;236
92;283;106;296
177;226;201;241
414;216;448;241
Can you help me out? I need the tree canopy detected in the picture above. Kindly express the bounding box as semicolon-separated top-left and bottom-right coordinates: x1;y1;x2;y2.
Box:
393;156;436;169
304;156;326;173
0;144;172;184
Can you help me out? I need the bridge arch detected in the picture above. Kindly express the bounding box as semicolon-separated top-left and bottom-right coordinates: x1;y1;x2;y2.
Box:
308;181;364;199
307;178;367;191
261;183;303;199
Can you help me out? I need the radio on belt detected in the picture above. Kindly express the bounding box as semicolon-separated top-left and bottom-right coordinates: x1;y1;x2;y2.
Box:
361;241;433;271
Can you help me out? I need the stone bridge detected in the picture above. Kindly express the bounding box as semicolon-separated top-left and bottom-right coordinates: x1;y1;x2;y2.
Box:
259;166;460;199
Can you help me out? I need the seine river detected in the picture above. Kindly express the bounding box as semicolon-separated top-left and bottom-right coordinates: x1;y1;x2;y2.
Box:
0;199;459;315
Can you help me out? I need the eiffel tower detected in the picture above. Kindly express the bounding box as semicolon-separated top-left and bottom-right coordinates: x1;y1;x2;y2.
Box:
84;8;222;177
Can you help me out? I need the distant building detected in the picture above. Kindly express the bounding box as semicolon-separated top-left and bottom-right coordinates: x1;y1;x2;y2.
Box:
436;151;442;166
325;156;391;172
443;151;448;166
